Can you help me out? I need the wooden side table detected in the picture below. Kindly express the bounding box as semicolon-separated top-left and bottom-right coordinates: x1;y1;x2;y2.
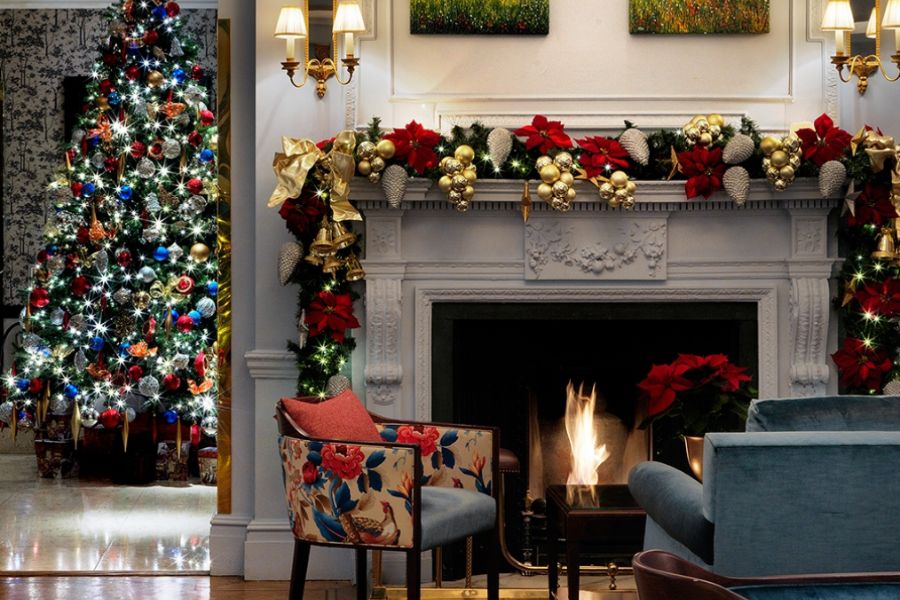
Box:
546;484;646;600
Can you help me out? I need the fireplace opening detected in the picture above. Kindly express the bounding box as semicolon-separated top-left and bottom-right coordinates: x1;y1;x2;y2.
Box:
431;301;758;578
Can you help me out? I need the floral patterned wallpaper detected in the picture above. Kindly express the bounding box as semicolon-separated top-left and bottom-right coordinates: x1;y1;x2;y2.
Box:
0;8;217;308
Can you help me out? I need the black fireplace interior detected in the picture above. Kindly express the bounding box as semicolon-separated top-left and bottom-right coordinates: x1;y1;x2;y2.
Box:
431;301;758;578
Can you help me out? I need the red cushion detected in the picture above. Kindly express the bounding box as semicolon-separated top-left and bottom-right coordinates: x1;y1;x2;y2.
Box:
281;390;381;443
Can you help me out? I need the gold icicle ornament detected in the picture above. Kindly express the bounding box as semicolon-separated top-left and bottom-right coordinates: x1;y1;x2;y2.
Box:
122;412;130;453
520;181;532;223
71;402;81;450
176;416;182;460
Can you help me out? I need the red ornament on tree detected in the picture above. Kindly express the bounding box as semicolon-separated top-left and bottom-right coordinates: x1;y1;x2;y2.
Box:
163;373;181;391
99;408;121;429
116;249;132;267
190;65;204;80
99;80;114;95
199;110;215;126
71;276;92;297
187;178;204;194
149;142;164;159
66;148;77;164
166;2;181;17
188;131;203;146
176;315;194;333
76;227;91;245
194;351;206;378
71;182;84;197
143;30;159;45
190;423;200;446
104;157;119;172
175;275;195;294
102;52;118;67
125;65;141;81
130;141;146;159
128;366;144;382
28;378;44;395
65;254;80;270
36;250;49;263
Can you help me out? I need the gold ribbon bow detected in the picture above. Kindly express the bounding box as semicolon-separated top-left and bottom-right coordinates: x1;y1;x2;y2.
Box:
149;277;190;305
267;130;362;222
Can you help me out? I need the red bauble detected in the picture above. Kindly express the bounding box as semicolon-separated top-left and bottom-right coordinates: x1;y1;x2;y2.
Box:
71;182;84;197
116;249;132;267
125;66;141;81
28;378;44;395
99;408;121;429
130;141;146;159
104;157;119;172
76;227;90;245
166;2;181;17
194;351;206;378
128;366;144;382
71;276;92;297
29;288;50;309
190;65;204;80
149;142;163;159
163;373;181;391
199;110;215;126
66;148;77;164
143;30;159;45
187;178;204;194
176;315;194;333
190;423;200;446
99;80;114;95
36;250;49;263
102;52;118;66
65;254;80;270
187;131;203;147
175;275;195;294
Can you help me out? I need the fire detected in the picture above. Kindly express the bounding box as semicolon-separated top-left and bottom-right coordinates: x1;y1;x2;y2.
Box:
564;381;610;485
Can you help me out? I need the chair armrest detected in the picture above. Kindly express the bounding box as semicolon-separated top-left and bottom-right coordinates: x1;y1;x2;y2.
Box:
373;420;497;498
629;461;714;564
279;435;422;549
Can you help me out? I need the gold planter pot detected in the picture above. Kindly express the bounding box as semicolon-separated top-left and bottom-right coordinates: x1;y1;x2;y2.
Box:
684;435;704;482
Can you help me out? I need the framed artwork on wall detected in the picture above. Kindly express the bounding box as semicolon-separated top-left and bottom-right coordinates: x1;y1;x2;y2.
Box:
630;0;770;34
410;0;550;35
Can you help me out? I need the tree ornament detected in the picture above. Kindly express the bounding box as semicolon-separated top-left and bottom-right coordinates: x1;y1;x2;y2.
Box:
146;193;162;213
113;288;131;305
74;349;88;372
80;407;99;428
723;166;751;206
596;170;638;209
196;297;216;318
199;110;215;126
618;127;650;166
91;152;106;170
89;336;105;351
278;241;303;285
381;164;409;208
175;275;195;294
64;384;80;399
201;415;218;437
487;127;513;168
173;353;190;369
207;281;218;296
153;246;170;262
163;409;179;424
113;314;137;338
146;70;166;89
176;315;194;332
167;243;184;262
439;146;478;212
128;366;144;382
326;374;351;397
162;138;181;159
93;250;109;273
0;402;12;425
29;288;50;309
148;141;164;160
190;243;211;262
535;152;577;211
819;160;847;198
170;36;184;57
50;395;70;415
132;291;151;310
683;114;725;147
99;408;121;429
50;308;65;326
137;157;155;178
139;266;157;283
70;314;87;332
761;134;802;192
138;375;160;397
163;373;182;391
117;185;133;201
722;133;756;165
188;310;202;324
71;276;92;297
187;178;204;194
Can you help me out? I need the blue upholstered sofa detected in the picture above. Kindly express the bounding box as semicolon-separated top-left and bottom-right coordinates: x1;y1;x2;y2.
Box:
628;395;900;577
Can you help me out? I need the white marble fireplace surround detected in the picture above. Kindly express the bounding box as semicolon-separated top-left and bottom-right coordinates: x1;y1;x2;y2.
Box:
353;178;842;423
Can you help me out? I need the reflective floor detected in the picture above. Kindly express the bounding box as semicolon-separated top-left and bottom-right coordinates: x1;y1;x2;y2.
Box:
0;455;216;572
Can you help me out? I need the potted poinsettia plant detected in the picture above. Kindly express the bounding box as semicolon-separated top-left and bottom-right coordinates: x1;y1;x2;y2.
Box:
637;354;755;480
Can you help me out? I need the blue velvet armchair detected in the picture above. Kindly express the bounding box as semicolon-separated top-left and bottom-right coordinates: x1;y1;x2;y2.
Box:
628;395;900;577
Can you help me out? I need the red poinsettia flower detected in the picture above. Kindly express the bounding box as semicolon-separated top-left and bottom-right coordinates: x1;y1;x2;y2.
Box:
847;182;897;227
396;424;441;456
638;362;694;417
855;278;900;318
577;136;630;178
383;120;442;175
320;443;365;480
278;191;326;238
831;337;893;391
678;146;726;199
305;291;360;343
514;115;573;154
316;137;335;151
716;362;752;393
796;113;852;167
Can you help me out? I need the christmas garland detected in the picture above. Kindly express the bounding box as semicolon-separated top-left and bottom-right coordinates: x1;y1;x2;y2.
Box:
272;114;899;396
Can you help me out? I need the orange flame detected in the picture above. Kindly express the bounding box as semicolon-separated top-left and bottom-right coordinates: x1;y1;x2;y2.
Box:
565;382;610;486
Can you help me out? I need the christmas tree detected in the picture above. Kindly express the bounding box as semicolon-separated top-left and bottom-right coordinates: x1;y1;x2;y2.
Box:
1;0;218;445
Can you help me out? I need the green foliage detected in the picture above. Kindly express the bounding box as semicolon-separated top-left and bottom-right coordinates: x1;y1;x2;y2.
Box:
629;0;769;34
410;0;549;35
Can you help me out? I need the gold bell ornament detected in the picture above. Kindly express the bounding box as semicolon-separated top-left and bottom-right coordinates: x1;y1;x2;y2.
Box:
321;254;343;275
345;254;366;282
331;221;357;251
310;219;336;257
438;145;478;212
535;152;577;211
872;226;897;260
683;114;725;147
357;139;396;184
597;171;638;209
303;251;324;267
760;134;802;192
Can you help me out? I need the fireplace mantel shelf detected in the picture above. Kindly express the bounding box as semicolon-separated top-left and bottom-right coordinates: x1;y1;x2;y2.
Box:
352;178;840;213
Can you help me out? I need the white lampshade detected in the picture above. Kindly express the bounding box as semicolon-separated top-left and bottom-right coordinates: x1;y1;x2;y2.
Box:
333;1;366;33
274;6;308;39
821;0;855;31
866;8;878;38
884;0;900;29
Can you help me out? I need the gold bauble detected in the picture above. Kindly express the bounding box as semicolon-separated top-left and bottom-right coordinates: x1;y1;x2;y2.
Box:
599;182;615;199
626;181;638;195
370;157;386;173
760;137;782;155
790;154;802;168
97;96;111;111
376;139;396;160
774;178;788;191
368;172;381;184
443;158;463;175
146;70;165;88
133;291;151;310
610;170;629;188
559;171;575;186
709;125;722;139
463;166;478;184
454;145;475;164
451;174;468;193
698;132;713;147
440;156;453;171
696;119;710;132
615;189;630;203
779;165;795;180
566;187;577;201
358;160;372;176
685;126;700;140
770;150;789;169
552;181;569;198
783;135;801;153
535;156;553;171
689;115;704;126
537;183;554;201
438;175;453;194
766;167;778;181
553;152;574;171
356;141;376;161
539;164;561;184
190;243;211;262
448;190;463;203
462;186;476;201
707;114;725;128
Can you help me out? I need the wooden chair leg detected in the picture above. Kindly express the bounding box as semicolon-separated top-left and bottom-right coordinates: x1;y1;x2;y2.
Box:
487;529;500;600
289;540;310;600
407;550;421;600
356;548;368;600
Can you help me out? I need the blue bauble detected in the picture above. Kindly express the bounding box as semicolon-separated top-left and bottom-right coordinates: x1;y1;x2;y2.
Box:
40;346;52;358
170;309;180;321
90;336;105;351
64;384;79;399
188;310;202;325
47;245;59;255
15;378;29;392
172;68;187;84
152;5;167;19
119;342;131;356
163;409;178;424
107;91;121;107
199;149;215;163
88;136;100;149
118;185;133;201
207;281;218;296
82;183;96;197
153;246;169;261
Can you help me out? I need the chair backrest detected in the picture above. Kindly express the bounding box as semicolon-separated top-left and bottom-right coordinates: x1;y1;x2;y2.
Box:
275;400;304;438
633;551;744;600
746;395;900;432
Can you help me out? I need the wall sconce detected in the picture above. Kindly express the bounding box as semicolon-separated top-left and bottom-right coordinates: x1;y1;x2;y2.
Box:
821;0;900;94
274;1;366;98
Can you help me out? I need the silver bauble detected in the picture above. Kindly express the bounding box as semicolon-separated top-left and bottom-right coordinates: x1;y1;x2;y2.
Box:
170;37;184;57
47;255;66;277
94;250;109;273
91;152;106;170
167;243;184;262
162;138;181;159
139;266;157;283
113;288;131;305
138;375;160;397
146;193;162;213
74;349;88;373
196;297;216;318
137;157;155;178
71;129;86;145
81;407;99;428
70;314;87;332
125;407;137;423
173;353;190;369
50;396;71;415
22;333;44;351
185;85;205;106
50;308;65;326
201;415;218;437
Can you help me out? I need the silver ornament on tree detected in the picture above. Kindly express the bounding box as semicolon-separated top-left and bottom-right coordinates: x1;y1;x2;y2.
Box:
113;288;131;305
722;133;756;165
201;415;218;437
50;308;65;326
137;157;155;178
81;406;99;428
173;353;190;369
50;396;71;415
74;349;88;372
325;374;351;398
139;266;157;282
381;165;409;208
618;128;650;166
487;127;513;168
71;129;85;145
94;250;109;273
184;84;203;105
91;152;106;170
125;407;137;423
167;243;184;261
70;315;87;332
196;297;216;318
162;138;181;159
723;166;751;206
819;160;847;198
47;255;66;277
170;37;184;57
146;193;162;213
278;241;303;286
138;375;160;397
298;310;309;349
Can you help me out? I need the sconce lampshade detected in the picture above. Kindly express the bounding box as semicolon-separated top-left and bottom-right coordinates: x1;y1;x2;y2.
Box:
884;0;900;29
333;1;366;33
274;6;308;39
821;0;855;30
866;8;878;38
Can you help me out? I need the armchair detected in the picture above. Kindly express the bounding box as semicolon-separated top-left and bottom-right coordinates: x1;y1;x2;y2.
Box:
276;400;500;600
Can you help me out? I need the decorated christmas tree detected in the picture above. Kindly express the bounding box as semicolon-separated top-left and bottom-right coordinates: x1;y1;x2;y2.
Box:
1;0;218;446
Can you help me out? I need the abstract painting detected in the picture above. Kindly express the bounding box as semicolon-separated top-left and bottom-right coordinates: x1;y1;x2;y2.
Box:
410;0;550;35
630;0;769;34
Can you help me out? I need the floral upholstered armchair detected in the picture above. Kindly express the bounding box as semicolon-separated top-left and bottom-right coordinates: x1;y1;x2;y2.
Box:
276;394;500;600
